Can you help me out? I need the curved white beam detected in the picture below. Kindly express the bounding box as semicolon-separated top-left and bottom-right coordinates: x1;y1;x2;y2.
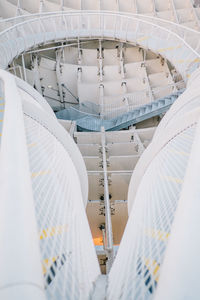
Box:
0;70;100;299
109;120;197;299
128;67;200;213
16;76;55;116
128;106;200;213
155;112;200;300
23;98;89;206
11;74;89;206
0;69;46;300
153;67;200;140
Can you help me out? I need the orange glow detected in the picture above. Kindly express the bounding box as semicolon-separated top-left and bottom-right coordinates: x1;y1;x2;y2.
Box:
93;237;103;246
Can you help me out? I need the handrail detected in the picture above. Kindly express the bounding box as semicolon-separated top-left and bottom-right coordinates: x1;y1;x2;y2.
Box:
0;11;199;80
1;9;200;60
56;89;184;132
57;80;185;119
0;12;199;52
0;10;199;41
62;83;79;103
1;10;200;36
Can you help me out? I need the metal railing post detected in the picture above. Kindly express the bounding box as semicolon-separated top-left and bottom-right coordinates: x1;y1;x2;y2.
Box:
21;53;27;82
101;127;114;273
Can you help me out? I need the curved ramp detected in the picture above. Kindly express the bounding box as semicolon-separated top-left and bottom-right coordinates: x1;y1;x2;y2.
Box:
0;11;200;79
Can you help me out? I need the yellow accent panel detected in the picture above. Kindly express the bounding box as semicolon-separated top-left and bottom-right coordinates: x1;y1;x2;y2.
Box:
31;170;51;178
0;109;4;112
145;258;160;283
136;36;148;42
153;264;159;277
175;58;200;64
145;228;170;242
158;44;182;53
167;148;189;157
0;103;4;106
158;46;173;52
42;256;58;274
39;224;68;240
27;143;37;148
163;175;183;184
182;133;194;140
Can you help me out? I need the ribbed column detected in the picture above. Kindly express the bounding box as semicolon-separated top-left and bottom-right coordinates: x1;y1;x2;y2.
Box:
0;71;46;300
155;116;200;300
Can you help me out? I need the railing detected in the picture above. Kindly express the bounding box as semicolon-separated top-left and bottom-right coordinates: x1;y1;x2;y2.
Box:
102;81;185;119
0;11;200;79
59;80;185;120
57;89;183;131
1;10;200;38
7;64;23;79
1;10;200;59
62;83;79;102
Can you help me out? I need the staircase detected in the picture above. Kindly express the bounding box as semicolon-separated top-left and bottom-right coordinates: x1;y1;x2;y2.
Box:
56;89;185;131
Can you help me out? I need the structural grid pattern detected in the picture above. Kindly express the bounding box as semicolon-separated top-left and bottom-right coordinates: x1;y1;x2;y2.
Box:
108;125;196;300
24;114;100;300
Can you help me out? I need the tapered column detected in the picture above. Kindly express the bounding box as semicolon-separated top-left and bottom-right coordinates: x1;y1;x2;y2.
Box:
155;116;200;300
0;71;46;300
